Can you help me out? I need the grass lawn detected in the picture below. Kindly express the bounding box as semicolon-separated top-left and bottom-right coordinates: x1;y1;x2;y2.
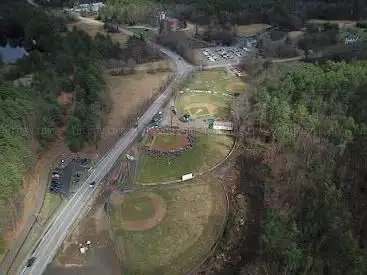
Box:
176;92;232;119
39;192;62;223
111;192;156;221
183;69;248;93
148;133;188;150
137;134;234;183
113;177;227;274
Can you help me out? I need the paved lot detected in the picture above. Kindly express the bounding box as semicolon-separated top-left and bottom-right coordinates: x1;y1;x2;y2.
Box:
198;46;252;66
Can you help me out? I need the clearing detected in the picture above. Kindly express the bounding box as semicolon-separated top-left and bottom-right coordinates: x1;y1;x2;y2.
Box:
184;69;248;93
98;72;172;152
137;134;234;183
176;92;232;119
235;23;272;36
68;20;129;45
111;176;227;274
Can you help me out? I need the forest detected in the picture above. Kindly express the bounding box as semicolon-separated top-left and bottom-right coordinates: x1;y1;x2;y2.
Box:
85;0;367;29
0;1;120;249
236;61;367;274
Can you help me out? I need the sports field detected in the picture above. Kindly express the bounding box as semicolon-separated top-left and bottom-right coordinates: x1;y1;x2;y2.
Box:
110;176;227;274
137;134;234;183
147;133;189;151
184;69;248;93
176;92;232;119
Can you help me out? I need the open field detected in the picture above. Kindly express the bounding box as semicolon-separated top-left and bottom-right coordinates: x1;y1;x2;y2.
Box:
95;71;172;153
176;92;232;119
235;23;272;36
184;70;248;93
137;134;234;183
68;20;129;45
147;133;189;150
110;176;227;274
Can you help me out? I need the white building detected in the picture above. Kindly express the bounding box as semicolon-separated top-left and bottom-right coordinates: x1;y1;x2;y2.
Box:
213;120;233;131
72;2;104;12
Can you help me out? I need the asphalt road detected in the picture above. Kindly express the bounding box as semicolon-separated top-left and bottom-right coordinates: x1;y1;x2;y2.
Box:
19;17;193;275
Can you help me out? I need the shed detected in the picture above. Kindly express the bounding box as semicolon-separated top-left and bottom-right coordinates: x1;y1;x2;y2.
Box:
213;120;233;131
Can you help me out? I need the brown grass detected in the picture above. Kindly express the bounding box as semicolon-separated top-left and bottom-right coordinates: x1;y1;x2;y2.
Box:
235;23;272;36
68;21;128;45
91;72;172;152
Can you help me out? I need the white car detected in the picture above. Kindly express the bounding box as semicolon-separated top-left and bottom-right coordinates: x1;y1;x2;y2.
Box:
203;51;209;56
208;57;215;62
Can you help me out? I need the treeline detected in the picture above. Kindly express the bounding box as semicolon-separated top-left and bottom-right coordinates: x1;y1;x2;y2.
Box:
0;1;119;247
244;61;367;274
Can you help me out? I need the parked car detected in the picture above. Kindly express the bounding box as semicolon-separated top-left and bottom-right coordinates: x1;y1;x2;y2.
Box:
89;181;96;187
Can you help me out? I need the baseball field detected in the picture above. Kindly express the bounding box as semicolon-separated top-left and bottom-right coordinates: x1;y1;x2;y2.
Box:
108;175;227;274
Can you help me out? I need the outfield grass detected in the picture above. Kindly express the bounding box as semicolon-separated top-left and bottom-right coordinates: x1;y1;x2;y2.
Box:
137;134;234;183
111;192;156;221
176;93;232;119
113;177;227;274
149;133;188;150
183;69;247;93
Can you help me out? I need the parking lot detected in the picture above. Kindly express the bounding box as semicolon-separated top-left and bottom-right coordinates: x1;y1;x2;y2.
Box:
199;46;251;66
50;158;91;195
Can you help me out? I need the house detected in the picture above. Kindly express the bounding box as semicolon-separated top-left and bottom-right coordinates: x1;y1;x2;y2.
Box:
213;120;233;131
345;34;360;44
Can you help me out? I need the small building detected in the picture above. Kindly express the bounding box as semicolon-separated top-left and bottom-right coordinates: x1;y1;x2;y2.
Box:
345;34;360;44
213;120;233;131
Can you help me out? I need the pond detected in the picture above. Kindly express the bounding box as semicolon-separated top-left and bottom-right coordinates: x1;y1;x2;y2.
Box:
0;43;28;64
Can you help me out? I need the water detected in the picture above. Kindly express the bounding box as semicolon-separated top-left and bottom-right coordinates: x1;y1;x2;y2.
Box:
0;43;28;64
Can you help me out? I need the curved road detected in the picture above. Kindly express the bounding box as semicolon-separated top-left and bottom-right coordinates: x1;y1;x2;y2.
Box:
19;16;193;275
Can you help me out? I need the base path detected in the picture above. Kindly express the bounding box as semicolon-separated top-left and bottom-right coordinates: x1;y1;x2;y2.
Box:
120;193;167;231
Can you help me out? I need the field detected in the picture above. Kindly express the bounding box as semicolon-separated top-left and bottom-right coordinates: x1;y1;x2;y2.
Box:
147;133;189;151
111;192;157;221
235;23;272;36
98;72;172;152
110;177;227;274
184;70;248;93
68;19;129;45
176;92;232;119
137;134;234;183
